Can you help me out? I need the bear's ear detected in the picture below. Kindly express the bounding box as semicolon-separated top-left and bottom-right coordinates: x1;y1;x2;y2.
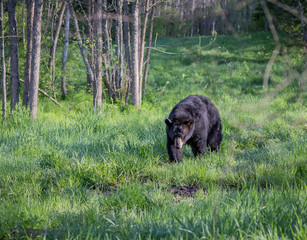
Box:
188;119;194;126
165;118;172;126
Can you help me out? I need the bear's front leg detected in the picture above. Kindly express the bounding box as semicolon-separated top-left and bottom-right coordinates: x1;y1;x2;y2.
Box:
167;135;182;162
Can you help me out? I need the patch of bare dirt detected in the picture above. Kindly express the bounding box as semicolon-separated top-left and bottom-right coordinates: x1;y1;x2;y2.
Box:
168;186;198;199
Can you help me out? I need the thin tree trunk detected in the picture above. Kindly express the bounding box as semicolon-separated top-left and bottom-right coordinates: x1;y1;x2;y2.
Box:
8;0;20;111
23;0;34;107
131;0;140;107
0;0;6;119
22;0;26;46
123;0;131;105
119;0;124;92
29;0;43;118
102;0;112;99
298;0;307;44
93;0;103;113
69;2;95;88
61;3;70;99
123;1;131;71
138;0;150;101
116;0;124;93
49;1;66;99
87;0;93;92
142;0;155;97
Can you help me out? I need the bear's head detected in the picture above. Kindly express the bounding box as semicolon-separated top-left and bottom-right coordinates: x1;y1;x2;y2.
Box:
165;117;194;149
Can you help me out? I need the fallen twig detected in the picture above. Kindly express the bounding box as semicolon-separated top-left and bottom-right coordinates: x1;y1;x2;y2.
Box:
3;71;64;107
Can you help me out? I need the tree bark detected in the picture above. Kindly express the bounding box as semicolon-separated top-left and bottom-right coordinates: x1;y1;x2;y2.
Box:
123;1;131;71
0;0;6;119
22;0;26;46
131;0;140;107
93;0;103;113
138;0;150;101
8;0;20;111
116;0;124;93
142;0;155;97
123;0;131;105
101;0;113;99
61;3;70;99
69;2;95;89
29;0;43;118
23;0;34;107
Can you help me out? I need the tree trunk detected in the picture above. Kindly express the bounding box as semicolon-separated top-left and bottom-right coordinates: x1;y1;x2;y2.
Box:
87;0;93;92
69;2;95;89
29;0;43;118
8;0;20;111
22;0;26;46
23;0;34;107
0;0;6;119
131;0;140;107
61;3;70;99
101;0;113;99
138;0;150;101
142;0;155;97
116;0;124;93
123;0;131;105
93;0;103;113
123;1;131;71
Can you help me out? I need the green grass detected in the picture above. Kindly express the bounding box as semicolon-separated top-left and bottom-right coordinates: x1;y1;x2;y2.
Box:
0;32;307;239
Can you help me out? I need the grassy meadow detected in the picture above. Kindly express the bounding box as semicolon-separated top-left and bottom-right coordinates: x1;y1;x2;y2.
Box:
0;32;307;239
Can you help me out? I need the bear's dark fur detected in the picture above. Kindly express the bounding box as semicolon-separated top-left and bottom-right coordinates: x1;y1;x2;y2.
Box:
165;95;222;162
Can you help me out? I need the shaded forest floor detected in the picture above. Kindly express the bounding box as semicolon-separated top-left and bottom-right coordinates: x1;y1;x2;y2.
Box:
1;32;307;239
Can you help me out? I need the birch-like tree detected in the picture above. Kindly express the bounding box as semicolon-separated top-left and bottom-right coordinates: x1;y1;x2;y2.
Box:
29;0;43;118
131;0;140;107
93;0;103;112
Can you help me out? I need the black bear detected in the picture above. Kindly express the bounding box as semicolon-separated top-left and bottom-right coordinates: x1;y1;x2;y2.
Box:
165;95;222;162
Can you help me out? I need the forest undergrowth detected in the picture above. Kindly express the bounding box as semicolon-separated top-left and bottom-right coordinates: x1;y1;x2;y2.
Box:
0;32;307;239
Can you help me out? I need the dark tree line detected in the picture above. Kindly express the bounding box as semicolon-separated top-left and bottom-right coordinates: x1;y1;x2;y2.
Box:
154;0;307;42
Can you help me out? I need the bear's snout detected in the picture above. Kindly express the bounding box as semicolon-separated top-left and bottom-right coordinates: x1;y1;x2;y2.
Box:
175;137;183;149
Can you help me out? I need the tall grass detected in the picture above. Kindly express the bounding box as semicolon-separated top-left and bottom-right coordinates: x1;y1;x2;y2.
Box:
0;32;306;239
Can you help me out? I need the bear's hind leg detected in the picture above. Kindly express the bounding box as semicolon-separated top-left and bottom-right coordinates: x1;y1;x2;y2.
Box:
207;121;223;151
190;140;207;157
